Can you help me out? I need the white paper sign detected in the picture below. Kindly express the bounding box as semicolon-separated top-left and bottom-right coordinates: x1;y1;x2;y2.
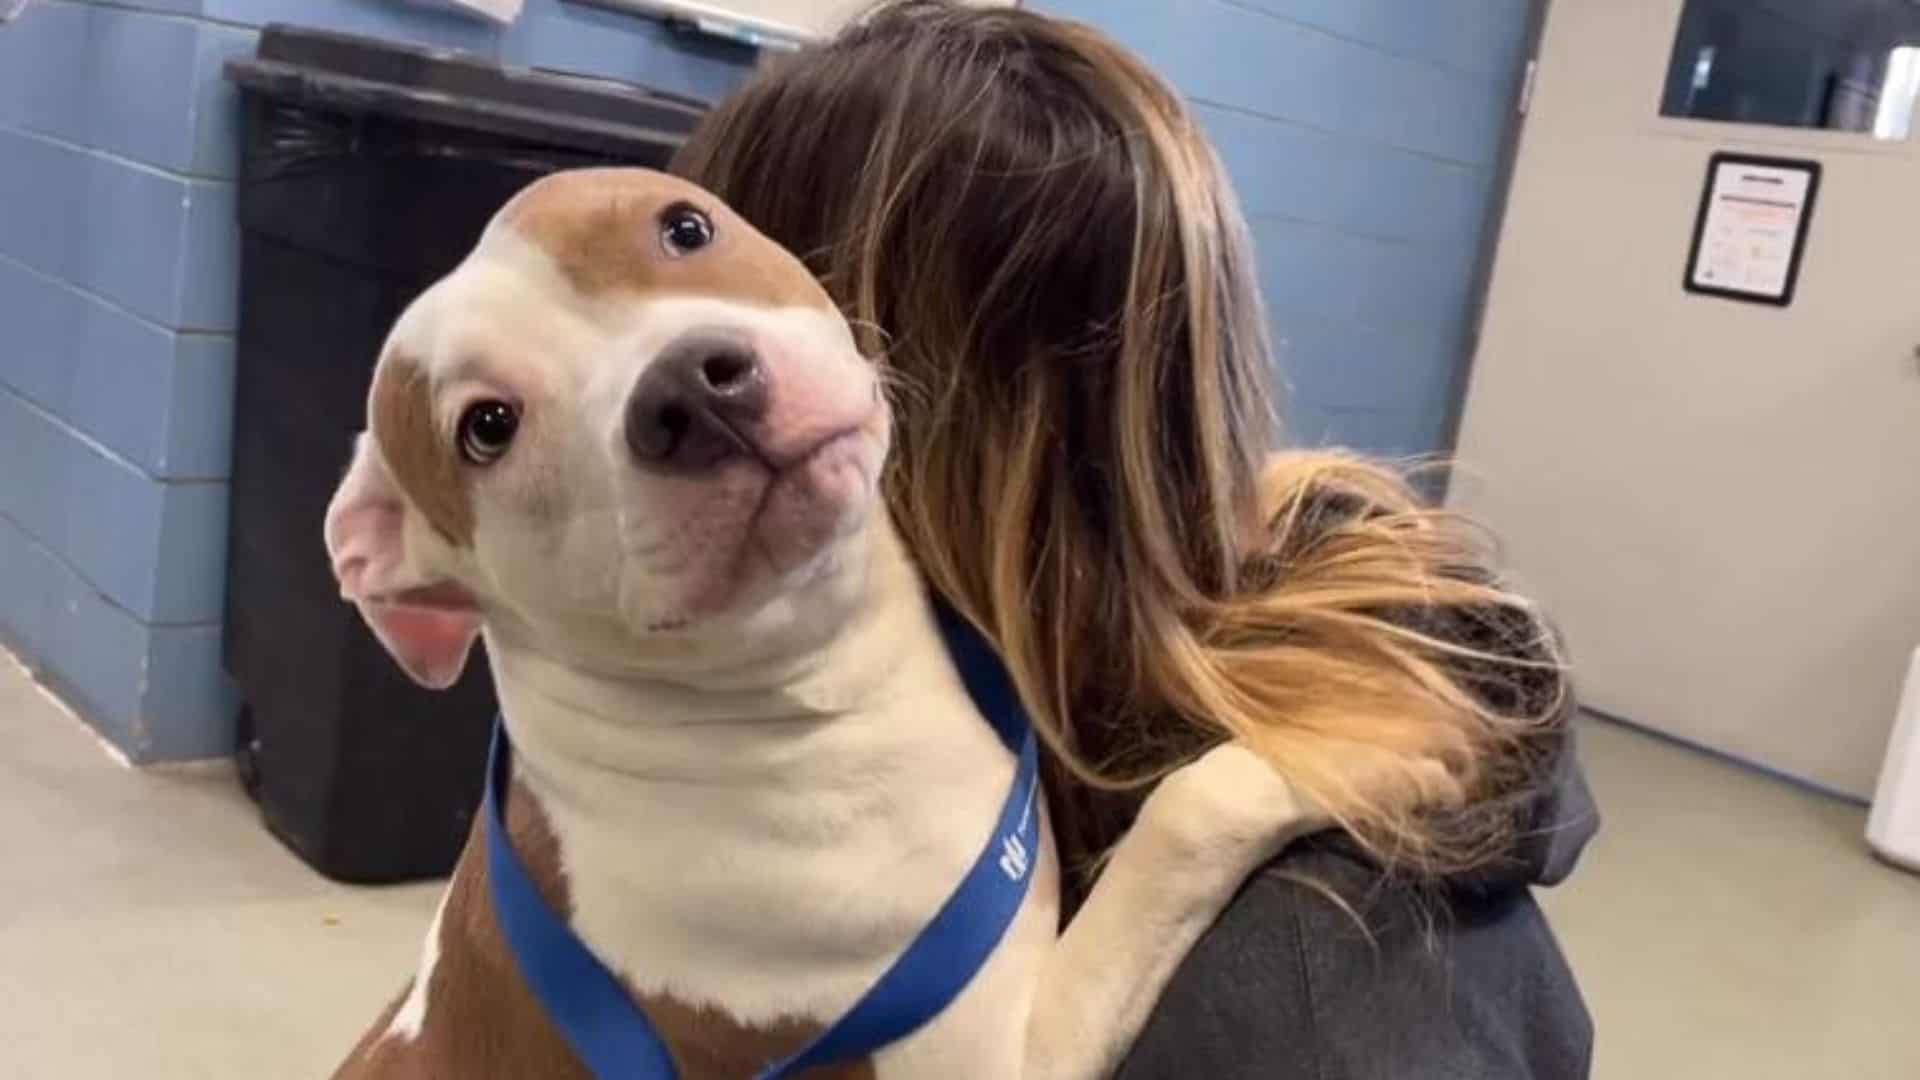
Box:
407;0;524;25
598;0;1012;50
1686;156;1820;305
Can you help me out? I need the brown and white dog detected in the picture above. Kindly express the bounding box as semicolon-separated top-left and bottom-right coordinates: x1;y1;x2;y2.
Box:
322;168;1335;1079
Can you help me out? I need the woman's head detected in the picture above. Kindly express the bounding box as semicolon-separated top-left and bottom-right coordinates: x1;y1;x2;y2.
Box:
675;1;1564;895
677;1;1275;589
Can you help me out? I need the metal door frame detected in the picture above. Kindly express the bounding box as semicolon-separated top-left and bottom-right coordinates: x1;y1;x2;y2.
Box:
1436;0;1554;481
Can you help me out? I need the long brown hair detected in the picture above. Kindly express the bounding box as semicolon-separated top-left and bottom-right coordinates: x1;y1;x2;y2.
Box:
675;1;1566;904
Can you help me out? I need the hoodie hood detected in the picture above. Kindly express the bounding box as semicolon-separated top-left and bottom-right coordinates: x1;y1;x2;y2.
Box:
1514;728;1600;887
1282;732;1600;902
1453;727;1600;894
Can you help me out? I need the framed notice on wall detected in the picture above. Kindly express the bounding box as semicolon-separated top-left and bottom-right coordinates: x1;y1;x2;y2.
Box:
1684;153;1822;307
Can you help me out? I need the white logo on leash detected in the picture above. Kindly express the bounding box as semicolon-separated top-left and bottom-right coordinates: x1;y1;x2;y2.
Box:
998;833;1029;881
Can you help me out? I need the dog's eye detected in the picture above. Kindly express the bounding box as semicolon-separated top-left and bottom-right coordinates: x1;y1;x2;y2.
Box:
660;203;715;256
457;400;519;466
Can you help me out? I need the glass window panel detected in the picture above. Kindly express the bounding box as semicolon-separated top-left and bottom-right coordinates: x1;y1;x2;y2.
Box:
1660;0;1920;140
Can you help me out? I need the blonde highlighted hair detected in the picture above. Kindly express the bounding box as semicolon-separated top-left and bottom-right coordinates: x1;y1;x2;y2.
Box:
676;1;1567;904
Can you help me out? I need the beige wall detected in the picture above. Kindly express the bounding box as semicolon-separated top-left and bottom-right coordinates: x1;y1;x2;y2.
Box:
1453;0;1920;797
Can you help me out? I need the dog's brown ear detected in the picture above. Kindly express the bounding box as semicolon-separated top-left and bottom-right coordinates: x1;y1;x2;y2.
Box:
324;433;482;689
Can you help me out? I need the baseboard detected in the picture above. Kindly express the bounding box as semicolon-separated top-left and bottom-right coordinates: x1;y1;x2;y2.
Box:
1581;707;1871;809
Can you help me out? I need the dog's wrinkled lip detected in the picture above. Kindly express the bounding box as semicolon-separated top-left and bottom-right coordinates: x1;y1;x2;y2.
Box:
768;423;872;483
636;419;879;635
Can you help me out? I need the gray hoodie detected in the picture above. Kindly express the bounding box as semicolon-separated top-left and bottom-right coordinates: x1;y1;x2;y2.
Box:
1118;481;1599;1077
1117;738;1598;1079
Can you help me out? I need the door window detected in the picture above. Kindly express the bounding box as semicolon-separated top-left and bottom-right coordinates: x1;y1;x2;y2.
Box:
1661;0;1920;140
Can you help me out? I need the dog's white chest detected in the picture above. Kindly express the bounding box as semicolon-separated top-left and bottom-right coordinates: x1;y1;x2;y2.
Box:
509;676;1057;1067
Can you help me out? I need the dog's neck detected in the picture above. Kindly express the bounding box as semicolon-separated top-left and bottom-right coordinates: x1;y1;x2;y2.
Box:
469;523;1021;1023
483;524;954;793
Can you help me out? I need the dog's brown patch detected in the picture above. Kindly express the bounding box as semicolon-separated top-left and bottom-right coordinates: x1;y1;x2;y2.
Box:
335;781;874;1080
332;781;588;1080
498;168;830;312
370;355;474;548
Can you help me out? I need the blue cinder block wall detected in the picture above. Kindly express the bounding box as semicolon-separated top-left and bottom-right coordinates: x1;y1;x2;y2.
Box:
1;0;1533;762
0;0;753;761
1033;0;1537;458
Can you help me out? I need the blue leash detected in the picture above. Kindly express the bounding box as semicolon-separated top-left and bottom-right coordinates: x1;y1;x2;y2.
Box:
484;602;1041;1079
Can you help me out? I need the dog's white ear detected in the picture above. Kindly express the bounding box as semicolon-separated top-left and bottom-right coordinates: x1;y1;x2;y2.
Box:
324;433;482;690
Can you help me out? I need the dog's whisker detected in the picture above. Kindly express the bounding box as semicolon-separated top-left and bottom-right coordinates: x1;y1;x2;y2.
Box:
844;316;895;346
875;365;932;413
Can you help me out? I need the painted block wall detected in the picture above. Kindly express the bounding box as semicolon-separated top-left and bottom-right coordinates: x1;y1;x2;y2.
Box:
0;0;753;761
2;0;1532;761
1032;0;1537;458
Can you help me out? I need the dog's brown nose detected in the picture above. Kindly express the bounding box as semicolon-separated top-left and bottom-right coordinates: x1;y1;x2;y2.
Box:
625;331;770;471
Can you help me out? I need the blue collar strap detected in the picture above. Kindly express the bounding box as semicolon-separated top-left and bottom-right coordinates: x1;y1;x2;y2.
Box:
484;602;1042;1079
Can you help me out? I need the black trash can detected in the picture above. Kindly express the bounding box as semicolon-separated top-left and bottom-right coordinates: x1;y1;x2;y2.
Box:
222;25;704;883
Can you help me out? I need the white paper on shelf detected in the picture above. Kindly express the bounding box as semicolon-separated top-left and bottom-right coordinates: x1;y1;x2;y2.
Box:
405;0;526;26
592;0;1010;51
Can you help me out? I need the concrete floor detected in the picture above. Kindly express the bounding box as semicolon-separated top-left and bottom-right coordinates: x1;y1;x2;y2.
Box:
1;649;1916;1079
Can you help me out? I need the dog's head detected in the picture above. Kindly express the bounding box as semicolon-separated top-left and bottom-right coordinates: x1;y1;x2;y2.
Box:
323;168;890;688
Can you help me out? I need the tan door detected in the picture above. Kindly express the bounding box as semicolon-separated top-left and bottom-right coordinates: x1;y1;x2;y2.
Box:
1453;0;1920;797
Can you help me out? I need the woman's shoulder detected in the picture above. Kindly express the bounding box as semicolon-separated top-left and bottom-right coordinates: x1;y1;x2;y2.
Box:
1113;841;1595;1079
